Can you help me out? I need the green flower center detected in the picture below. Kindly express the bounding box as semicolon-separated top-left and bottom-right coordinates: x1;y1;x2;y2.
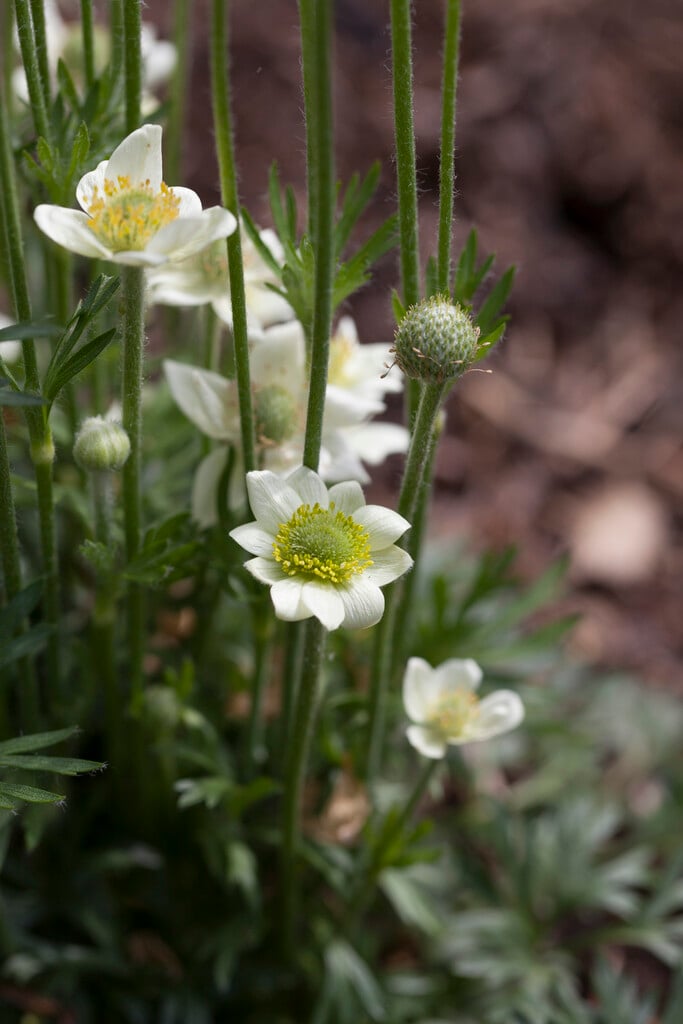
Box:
427;690;478;739
87;176;180;251
327;334;355;388
273;503;373;584
199;240;230;285
254;384;298;445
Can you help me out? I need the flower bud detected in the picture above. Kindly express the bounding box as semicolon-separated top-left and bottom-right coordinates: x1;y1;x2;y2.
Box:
73;416;130;472
393;296;480;385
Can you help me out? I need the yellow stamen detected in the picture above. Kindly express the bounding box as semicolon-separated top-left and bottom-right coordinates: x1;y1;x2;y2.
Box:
273;502;373;584
86;175;180;251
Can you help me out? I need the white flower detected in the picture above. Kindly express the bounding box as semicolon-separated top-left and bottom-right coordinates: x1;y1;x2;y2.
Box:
34;125;235;267
230;467;413;630
328;317;403;402
0;314;22;366
164;321;385;528
403;657;524;758
147;227;294;329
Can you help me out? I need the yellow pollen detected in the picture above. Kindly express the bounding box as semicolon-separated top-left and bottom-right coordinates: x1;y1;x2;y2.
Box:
327;335;356;388
86;175;180;251
272;502;373;584
428;689;478;739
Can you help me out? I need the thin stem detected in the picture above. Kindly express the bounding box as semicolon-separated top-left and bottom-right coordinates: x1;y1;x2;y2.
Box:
210;0;256;477
202;304;222;372
123;0;142;134
281;617;327;950
53;248;78;436
280;620;305;756
364;382;446;785
28;0;51;112
81;0;97;90
0;73;60;696
436;0;462;294
120;266;146;708
390;0;420;309
166;0;192;185
13;0;51;142
110;0;124;88
2;2;13;107
244;603;273;771
300;0;335;471
91;471;120;764
298;2;318;242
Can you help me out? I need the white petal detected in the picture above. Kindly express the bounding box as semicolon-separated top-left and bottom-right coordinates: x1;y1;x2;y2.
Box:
76;160;108;212
402;657;434;722
243;557;286;586
343;422;409;463
105;124;163;190
337;578;385;629
352;505;411;549
324;385;383;427
244;283;294;328
229;521;275;557
147;208;236;261
191;447;228;528
286;466;329;508
406;725;446;760
270;578;310;621
433;658;483;694
164;359;237;440
104;249;169;267
142;37;177;90
469;690;525;740
172;187;203;217
250;322;306;391
327;480;365;515
245;471;301;533
34;206;111;259
301;581;345;631
363;546;413;585
318;436;370;485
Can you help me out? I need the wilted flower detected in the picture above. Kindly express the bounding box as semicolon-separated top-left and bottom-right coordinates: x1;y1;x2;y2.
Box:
34;125;235;267
147;227;294;329
403;657;524;758
230;467;413;630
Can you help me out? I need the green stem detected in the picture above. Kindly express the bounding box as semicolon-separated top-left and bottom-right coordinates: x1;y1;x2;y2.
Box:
436;0;462;294
81;0;96;90
166;0;192;185
280;620;305;756
364;382;446;785
0;73;59;698
123;0;142;134
2;2;13;108
210;0;256;477
299;0;335;471
91;471;120;764
281;617;327;950
13;0;51;142
202;304;222;372
53;249;78;436
120;266;146;708
28;0;51;112
390;0;420;309
298;1;318;242
110;0;124;89
244;603;272;771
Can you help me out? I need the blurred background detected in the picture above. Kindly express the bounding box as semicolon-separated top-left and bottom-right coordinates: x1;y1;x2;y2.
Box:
85;0;683;690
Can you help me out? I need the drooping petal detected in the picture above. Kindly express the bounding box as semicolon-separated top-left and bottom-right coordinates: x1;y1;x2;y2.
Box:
230;521;277;557
286;466;330;509
245;471;302;534
34;205;111;259
105;123;163;190
327;480;365;515
191;447;228;528
352;505;411;549
402;657;434;722
337;577;385;629
301;581;345;630
363;546;413;586
470;690;524;740
164;359;237;440
270;578;310;621
433;658;483;695
406;725;446;760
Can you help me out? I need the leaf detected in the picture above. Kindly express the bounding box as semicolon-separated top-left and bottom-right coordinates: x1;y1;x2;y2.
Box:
0;755;103;776
335;162;382;256
0;726;79;755
380;867;443;935
0;625;54;667
475;266;516;336
0;319;63;342
0;389;46;407
322;940;385;1022
0;781;64;805
43;327;117;405
0;580;44;638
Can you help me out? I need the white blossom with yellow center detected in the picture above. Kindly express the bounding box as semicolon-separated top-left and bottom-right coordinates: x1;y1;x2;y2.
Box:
403;657;524;758
147;227;294;329
34;125;236;267
230;467;413;630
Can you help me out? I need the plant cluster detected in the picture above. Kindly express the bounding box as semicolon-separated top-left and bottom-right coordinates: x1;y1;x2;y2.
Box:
0;1;680;1022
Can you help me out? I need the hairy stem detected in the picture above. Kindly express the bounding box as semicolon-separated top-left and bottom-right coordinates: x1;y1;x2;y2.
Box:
123;0;141;133
437;0;462;293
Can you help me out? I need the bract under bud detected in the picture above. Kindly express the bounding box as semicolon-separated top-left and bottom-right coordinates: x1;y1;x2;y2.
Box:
393;296;480;385
73;416;131;472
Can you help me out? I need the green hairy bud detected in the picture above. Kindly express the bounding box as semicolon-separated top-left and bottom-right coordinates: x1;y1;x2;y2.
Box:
393;296;480;385
73;416;131;472
254;384;299;445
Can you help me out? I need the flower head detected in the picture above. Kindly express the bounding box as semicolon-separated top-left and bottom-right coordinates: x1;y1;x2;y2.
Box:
403;657;524;758
393;297;480;385
34;125;235;267
230;467;413;630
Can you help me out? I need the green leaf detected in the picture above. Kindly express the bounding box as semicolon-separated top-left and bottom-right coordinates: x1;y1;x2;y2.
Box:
0;388;46;407
0;624;54;667
43;327;117;404
0;781;64;805
240;207;281;275
0;319;63;342
0;726;79;756
380;867;444;935
0;754;103;776
0;580;43;638
335;162;382;256
475;266;516;336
